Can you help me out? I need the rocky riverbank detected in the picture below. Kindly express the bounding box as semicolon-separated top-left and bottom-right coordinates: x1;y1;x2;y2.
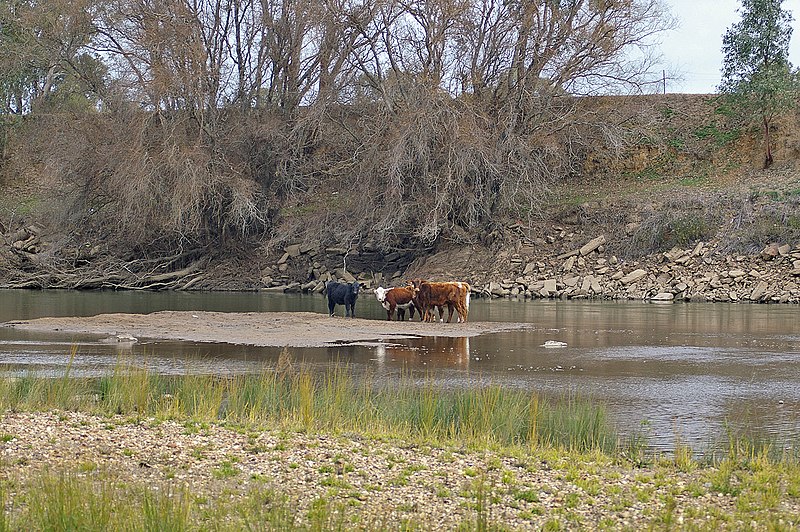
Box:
3;154;800;300
259;235;800;304
256;168;800;305
2;410;799;530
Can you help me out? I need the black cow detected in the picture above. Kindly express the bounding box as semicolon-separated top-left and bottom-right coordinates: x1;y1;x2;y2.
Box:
326;281;362;318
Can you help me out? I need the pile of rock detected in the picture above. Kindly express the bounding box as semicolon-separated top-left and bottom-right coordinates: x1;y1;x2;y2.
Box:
7;224;45;255
260;233;800;304
260;243;416;294
476;235;800;304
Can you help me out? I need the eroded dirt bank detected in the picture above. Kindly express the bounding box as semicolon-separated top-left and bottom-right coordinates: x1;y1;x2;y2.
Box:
2;311;531;347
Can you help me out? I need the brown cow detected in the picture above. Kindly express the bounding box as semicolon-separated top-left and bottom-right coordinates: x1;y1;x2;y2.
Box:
409;280;471;323
374;286;418;321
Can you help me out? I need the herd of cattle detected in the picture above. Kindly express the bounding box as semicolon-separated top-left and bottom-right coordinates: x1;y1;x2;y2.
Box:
325;280;471;323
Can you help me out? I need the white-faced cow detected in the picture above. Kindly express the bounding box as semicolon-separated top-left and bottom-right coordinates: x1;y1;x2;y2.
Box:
326;281;362;318
374;286;418;321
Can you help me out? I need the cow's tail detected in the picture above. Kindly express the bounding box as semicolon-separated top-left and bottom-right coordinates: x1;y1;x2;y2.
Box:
460;282;471;310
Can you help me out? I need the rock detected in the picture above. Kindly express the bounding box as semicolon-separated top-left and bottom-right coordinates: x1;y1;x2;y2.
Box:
285;244;302;257
779;244;791;256
523;262;536;275
663;247;685;262
620;269;647;284
277;252;290;265
489;282;504;297
284;282;302;293
541;340;567;348
649;292;674;302
581;275;602;294
761;243;780;260
562;256;576;271
728;269;746;278
750;281;769;301
543;279;557;294
261;285;289;292
301;281;317;292
556;249;579;260
338;270;357;283
579;235;606;256
590;277;602;294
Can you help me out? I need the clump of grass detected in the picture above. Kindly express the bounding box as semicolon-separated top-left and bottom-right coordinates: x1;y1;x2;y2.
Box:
0;359;617;454
724;207;800;254
608;192;722;259
1;470;336;530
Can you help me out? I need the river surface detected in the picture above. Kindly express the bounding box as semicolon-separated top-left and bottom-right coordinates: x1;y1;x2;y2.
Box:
0;289;798;452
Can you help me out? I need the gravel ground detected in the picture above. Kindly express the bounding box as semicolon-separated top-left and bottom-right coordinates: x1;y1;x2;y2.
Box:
2;411;799;529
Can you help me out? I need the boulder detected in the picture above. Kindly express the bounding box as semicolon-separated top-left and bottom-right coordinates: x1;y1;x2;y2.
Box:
620;269;647;284
750;281;769;301
649;292;674;302
579;235;606;256
761;243;780;260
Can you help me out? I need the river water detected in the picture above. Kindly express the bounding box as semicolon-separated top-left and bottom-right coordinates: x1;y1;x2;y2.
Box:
0;289;798;452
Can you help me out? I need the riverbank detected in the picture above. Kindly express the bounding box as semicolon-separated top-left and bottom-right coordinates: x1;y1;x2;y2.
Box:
2;365;800;529
259;168;800;304
2;409;799;530
5;160;800;306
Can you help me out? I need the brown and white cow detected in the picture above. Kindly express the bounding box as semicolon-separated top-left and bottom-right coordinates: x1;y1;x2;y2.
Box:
374;286;418;321
408;279;471;323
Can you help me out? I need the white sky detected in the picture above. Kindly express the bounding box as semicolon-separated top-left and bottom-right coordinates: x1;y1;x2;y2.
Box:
661;0;800;93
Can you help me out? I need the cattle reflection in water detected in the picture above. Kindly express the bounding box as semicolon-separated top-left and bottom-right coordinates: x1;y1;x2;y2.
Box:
374;336;470;370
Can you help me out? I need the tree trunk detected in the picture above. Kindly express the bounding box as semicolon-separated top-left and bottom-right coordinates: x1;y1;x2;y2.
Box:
763;115;774;168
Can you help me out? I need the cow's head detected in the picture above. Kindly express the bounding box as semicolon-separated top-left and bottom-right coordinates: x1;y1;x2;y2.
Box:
350;281;361;296
374;286;388;302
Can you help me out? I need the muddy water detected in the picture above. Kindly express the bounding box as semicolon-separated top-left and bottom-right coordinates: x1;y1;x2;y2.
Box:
0;289;798;451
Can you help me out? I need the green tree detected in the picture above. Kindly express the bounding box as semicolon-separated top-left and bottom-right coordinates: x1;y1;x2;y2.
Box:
719;0;800;168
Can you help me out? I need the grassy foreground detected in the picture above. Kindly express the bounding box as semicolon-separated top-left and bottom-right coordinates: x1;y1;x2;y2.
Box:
0;359;799;530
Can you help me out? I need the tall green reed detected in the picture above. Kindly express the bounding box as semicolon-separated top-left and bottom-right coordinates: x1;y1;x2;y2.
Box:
0;357;617;453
